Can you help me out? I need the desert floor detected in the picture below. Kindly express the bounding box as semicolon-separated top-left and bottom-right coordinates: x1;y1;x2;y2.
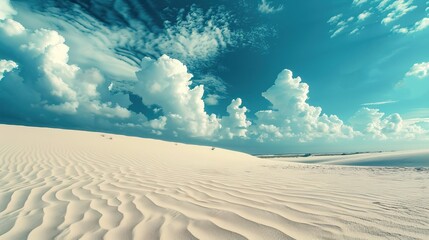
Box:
1;124;428;239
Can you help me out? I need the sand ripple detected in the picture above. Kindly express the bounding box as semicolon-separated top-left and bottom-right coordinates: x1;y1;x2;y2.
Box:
1;125;428;239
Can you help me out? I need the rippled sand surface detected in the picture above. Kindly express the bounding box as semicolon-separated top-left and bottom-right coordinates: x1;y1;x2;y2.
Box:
1;124;428;239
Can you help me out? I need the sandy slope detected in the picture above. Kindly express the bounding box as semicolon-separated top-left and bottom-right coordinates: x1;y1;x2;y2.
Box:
270;150;429;167
0;124;428;240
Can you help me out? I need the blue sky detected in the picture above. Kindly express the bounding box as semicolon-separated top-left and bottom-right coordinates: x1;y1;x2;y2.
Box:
1;0;428;153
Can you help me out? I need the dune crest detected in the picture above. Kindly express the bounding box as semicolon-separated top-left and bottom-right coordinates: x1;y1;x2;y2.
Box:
0;124;428;239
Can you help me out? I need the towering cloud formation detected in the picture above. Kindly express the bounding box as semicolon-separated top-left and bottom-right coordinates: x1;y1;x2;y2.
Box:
134;55;220;137
221;98;251;139
255;70;355;142
133;55;251;139
0;2;130;122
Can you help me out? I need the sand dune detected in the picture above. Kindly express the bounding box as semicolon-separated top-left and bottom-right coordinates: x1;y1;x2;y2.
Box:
0;124;428;239
270;150;429;167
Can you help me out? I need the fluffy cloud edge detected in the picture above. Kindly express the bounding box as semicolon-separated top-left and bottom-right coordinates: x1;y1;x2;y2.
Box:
0;59;18;80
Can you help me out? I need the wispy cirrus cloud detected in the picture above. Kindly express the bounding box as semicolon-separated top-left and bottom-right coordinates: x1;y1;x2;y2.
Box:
258;0;284;14
353;0;368;6
361;100;397;106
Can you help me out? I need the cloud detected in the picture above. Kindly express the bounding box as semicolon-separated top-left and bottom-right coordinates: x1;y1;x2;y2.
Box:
406;62;429;78
358;11;372;21
254;69;355;142
349;27;364;35
11;2;239;78
328;14;343;24
258;0;284;14
0;1;253;141
0;18;25;36
132;54;251;140
194;74;228;106
331;25;347;38
0;59;18;80
220;98;251;139
393;17;429;34
133;55;221;137
146;116;167;131
154;5;237;67
353;0;368;6
395;62;429;99
194;75;227;94
0;0;16;20
0;4;130;124
349;107;426;140
378;0;417;25
361;100;397;106
328;15;355;38
255;124;283;142
2;0;428;149
413;17;429;31
10;0;277;83
204;94;222;106
335;0;427;36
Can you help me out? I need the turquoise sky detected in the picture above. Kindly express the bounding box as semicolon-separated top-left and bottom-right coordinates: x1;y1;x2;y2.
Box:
1;0;428;153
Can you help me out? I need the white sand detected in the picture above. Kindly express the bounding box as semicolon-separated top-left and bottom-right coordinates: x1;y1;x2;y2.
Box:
269;150;429;167
0;124;428;240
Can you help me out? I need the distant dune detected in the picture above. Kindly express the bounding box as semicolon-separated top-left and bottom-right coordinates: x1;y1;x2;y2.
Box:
266;150;429;167
1;124;428;239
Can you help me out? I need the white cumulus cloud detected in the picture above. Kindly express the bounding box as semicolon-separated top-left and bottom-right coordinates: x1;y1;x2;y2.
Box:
254;69;355;142
406;62;429;78
0;18;25;36
0;0;16;20
220;98;251;139
0;4;130;119
349;107;425;140
134;55;221;138
133;55;252;140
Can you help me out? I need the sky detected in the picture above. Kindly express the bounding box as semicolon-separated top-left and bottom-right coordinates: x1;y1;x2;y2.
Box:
0;0;428;154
